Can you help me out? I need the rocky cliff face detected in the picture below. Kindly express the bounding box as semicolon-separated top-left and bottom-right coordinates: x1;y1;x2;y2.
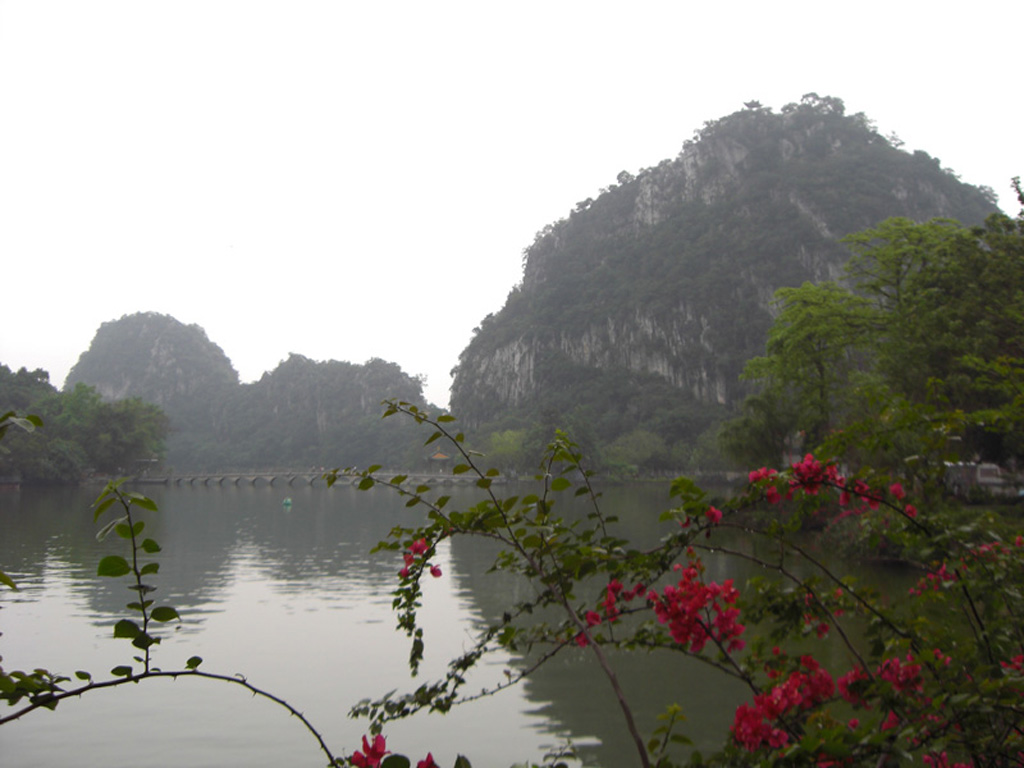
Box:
451;96;998;440
65;312;238;407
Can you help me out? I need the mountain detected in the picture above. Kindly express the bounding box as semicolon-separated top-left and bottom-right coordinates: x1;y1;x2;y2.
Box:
449;95;1000;469
65;313;430;469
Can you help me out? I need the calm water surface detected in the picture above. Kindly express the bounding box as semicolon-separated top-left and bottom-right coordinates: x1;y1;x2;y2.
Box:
0;480;853;767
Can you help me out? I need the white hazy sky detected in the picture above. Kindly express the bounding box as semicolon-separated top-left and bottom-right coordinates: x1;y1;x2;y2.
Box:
1;1;1021;408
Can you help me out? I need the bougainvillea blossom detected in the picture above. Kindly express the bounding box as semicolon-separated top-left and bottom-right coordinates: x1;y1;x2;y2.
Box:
648;561;745;654
351;734;389;767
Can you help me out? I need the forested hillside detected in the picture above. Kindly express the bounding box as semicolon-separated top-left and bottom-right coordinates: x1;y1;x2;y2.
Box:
0;365;167;483
450;94;1000;472
63;313;430;471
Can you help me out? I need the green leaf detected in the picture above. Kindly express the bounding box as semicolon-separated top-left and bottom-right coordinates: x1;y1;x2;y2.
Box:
111;665;133;677
115;523;133;539
0;569;16;590
139;562;159;576
454;756;473;768
92;497;117;522
185;656;203;670
113;619;141;639
381;757;411;768
550;477;572;491
125;493;158;511
452;464;471;475
476;477;492;489
95;516;127;542
437;414;456;423
132;632;157;650
141;538;161;553
97;556;131;578
74;670;92;681
358;477;375;490
151;606;179;622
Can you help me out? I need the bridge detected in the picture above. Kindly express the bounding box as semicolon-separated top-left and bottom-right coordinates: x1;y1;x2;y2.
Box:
128;470;502;488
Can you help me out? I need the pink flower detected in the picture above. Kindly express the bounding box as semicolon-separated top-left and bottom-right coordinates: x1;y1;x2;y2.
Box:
905;504;918;518
706;506;723;524
429;564;442;578
409;538;429;555
889;482;906;500
877;654;922;693
417;753;439;768
837;666;868;706
585;610;602;627
351;734;389;768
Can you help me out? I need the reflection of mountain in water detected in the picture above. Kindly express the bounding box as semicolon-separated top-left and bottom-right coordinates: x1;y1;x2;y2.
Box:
0;484;433;632
441;481;754;766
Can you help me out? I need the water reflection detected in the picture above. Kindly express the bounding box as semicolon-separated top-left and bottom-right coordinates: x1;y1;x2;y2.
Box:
0;481;903;767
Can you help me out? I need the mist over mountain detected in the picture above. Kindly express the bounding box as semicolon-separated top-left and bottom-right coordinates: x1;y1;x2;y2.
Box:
57;96;1004;474
65;312;430;470
449;95;1000;469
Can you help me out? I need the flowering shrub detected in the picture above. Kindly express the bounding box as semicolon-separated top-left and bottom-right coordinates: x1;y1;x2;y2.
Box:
332;403;1024;767
5;402;1024;768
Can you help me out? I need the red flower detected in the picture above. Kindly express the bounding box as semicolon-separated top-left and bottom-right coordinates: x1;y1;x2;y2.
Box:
409;538;429;555
706;506;723;524
351;734;389;767
429;564;442;578
417;753;439;768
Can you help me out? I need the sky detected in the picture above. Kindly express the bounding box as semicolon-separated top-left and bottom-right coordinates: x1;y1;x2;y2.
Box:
1;1;1021;408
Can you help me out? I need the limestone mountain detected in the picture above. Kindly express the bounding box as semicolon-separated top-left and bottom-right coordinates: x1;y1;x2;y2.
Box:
66;313;430;469
449;95;999;469
66;311;239;405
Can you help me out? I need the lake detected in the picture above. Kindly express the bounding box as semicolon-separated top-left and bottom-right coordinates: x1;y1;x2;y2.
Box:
0;479;835;767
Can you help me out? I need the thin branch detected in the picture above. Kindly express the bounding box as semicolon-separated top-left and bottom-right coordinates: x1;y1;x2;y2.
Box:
0;669;339;765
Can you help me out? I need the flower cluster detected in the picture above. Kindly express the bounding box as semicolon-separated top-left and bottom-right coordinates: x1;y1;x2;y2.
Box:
731;656;835;752
350;734;388;767
837;666;869;707
648;560;745;654
399;537;442;580
575;578;645;647
922;753;972;768
749;467;782;504
877;654;923;694
909;562;958;596
790;453;842;496
349;735;437;768
751;455;923;528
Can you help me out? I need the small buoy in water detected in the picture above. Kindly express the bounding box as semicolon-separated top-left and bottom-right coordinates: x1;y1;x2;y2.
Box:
282;497;293;509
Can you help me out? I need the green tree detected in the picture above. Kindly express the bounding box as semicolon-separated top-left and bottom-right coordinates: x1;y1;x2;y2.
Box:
739;282;873;451
726;202;1024;468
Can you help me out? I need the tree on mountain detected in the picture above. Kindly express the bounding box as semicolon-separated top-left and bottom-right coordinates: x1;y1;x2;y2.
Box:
724;196;1024;468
